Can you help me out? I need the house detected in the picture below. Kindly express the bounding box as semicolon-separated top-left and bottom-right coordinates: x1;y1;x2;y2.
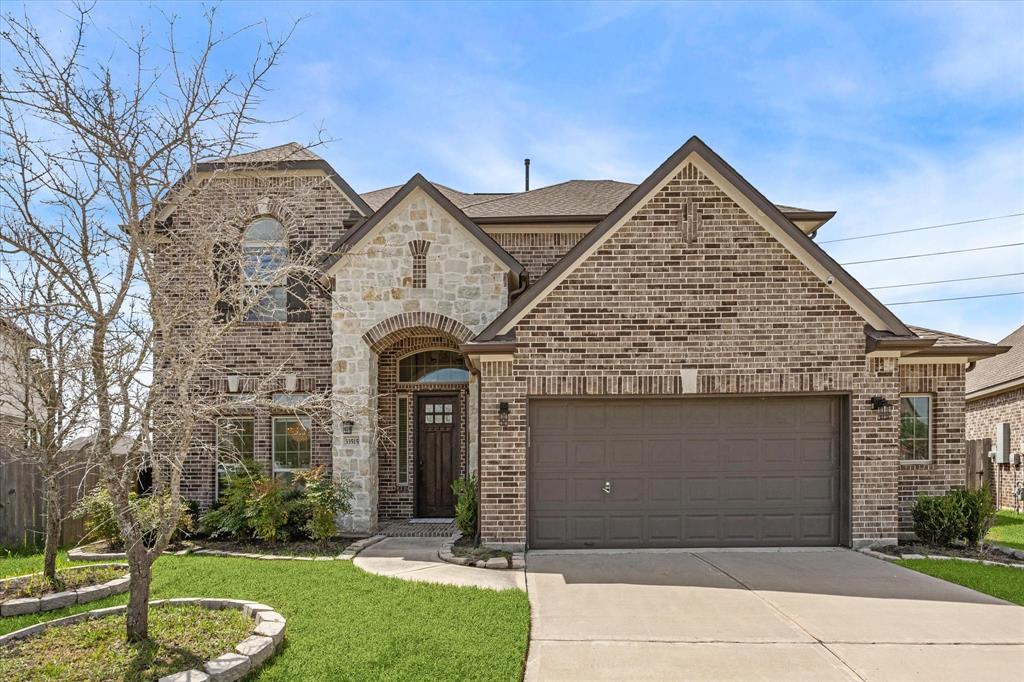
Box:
966;324;1024;509
156;136;1007;550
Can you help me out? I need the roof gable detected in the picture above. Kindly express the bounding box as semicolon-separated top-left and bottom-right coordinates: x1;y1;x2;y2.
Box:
476;136;912;341
321;174;525;281
967;324;1024;397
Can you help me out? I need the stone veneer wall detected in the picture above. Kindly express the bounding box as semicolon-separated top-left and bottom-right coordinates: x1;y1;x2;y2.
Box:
156;174;357;507
478;162;932;548
967;386;1024;508
897;363;967;532
331;187;511;532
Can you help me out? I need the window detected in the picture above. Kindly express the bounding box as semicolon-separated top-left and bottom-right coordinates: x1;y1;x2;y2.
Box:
408;240;430;288
397;395;409;485
900;395;931;462
242;217;288;322
398;350;469;384
217;418;254;499
272;416;311;473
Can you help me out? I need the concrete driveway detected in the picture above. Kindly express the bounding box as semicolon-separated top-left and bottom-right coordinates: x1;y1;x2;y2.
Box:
525;548;1024;681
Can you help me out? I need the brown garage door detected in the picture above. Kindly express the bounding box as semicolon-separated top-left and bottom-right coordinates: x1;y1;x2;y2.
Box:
529;397;845;549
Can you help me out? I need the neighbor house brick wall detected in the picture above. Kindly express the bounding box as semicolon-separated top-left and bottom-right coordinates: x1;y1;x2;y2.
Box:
489;231;585;283
897;363;967;532
479;162;908;547
154;173;356;508
966;386;1024;509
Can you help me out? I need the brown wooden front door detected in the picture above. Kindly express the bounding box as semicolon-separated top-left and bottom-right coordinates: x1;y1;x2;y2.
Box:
416;394;459;517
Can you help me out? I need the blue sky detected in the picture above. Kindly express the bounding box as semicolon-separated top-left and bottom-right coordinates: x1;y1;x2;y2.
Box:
26;0;1024;342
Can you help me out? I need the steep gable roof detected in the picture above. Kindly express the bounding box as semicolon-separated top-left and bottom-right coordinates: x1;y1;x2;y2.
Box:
967;324;1024;398
476;136;912;341
321;174;525;284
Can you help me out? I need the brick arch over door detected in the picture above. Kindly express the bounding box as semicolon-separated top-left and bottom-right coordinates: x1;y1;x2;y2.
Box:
362;312;475;353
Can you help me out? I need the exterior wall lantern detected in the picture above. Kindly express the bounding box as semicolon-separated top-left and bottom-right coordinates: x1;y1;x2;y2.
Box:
498;402;509;428
868;396;892;420
342;420;355;435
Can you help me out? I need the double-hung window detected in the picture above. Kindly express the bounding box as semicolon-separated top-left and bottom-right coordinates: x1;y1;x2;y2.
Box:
272;416;311;476
216;417;255;499
899;395;932;462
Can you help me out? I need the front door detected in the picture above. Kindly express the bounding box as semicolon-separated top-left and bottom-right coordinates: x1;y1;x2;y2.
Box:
416;394;459;517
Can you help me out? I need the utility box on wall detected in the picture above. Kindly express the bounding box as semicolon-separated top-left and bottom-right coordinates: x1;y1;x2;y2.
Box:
992;423;1011;465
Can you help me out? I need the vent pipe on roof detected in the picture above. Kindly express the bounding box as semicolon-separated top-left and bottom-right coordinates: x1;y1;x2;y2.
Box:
524;158;530;191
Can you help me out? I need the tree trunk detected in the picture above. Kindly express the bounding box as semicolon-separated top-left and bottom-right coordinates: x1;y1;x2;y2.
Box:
125;546;152;642
43;472;61;585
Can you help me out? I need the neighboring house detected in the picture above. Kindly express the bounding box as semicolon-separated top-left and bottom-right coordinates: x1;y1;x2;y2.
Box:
155;136;1007;550
966;324;1024;509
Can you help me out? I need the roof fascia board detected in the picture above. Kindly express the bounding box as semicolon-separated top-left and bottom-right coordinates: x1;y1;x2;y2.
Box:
966;376;1024;401
479;137;911;340
323;176;524;281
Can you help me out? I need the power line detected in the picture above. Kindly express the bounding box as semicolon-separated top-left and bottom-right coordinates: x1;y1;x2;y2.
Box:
870;272;1024;290
885;291;1024;306
841;242;1023;265
819;212;1024;244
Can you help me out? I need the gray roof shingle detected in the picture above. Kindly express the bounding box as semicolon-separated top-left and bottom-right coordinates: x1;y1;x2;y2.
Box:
216;142;323;164
966;324;1024;395
907;325;994;348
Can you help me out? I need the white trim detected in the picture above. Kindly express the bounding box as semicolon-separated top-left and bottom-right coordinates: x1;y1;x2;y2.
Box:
899;393;932;464
271;415;312;474
326;186;513;277
496;152;893;335
475;353;515;363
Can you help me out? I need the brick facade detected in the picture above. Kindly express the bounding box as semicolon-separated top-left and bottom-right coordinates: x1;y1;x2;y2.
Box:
967;387;1024;509
490;231;585;283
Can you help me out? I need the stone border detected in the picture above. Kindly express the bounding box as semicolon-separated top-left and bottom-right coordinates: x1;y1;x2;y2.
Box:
1;563;130;617
860;546;1024;569
192;534;386;561
438;532;526;570
0;597;286;682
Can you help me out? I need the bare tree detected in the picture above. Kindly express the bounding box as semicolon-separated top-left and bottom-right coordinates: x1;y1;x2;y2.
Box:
0;259;92;585
0;3;357;641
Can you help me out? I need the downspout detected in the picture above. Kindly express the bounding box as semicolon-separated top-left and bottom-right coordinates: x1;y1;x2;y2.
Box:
508;271;529;303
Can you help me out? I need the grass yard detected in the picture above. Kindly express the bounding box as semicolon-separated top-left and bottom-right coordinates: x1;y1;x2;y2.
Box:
986;509;1024;551
896;558;1024;606
0;552;530;681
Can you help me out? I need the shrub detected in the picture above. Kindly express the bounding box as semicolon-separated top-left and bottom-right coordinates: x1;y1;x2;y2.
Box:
73;488;121;548
246;478;289;542
294;466;352;543
451;476;477;538
952;485;996;547
912;492;967;547
200;459;263;538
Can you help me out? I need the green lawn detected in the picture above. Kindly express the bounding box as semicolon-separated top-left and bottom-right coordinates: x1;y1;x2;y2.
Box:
0;553;530;681
896;558;1024;606
986;509;1024;551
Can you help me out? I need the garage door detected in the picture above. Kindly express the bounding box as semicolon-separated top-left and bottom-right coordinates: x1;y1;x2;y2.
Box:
529;397;844;548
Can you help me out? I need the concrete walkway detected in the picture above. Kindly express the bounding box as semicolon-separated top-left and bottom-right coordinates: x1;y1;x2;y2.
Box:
353;536;525;591
525;548;1024;681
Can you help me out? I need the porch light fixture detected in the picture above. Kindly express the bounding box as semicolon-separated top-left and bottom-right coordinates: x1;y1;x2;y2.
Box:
342;420;354;435
498;402;509;428
868;396;892;420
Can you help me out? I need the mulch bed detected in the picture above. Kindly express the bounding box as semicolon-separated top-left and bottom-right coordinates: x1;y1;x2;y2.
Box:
0;566;124;602
190;536;358;557
0;603;252;682
876;542;1021;565
452;536;512;565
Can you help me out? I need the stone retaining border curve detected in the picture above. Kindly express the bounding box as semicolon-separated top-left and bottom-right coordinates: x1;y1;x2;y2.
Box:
69;535;386;562
0;563;130;616
0;597;287;682
68;542;187;561
438;532;526;570
860;546;1024;569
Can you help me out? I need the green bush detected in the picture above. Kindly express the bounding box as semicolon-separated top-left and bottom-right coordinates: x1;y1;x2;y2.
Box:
74;487;194;549
201;459;264;538
451;476;477;538
246;478;289;542
295;466;352;543
911;487;997;548
952;486;996;547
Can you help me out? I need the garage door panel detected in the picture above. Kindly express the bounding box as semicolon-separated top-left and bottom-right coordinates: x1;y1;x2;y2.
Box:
529;397;844;548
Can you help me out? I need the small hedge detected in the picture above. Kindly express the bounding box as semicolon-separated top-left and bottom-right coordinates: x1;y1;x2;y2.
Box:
73;489;194;550
451;476;477;538
912;486;996;548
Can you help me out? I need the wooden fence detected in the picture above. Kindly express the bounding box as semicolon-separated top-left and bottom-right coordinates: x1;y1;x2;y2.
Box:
0;449;99;548
965;438;993;492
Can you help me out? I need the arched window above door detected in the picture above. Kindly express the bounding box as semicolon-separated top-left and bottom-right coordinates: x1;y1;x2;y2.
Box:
398;350;469;383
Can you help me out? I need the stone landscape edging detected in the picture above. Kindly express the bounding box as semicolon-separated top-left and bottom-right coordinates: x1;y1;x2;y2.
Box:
0;563;130;617
0;597;287;682
69;535;386;563
859;545;1024;569
438;532;526;570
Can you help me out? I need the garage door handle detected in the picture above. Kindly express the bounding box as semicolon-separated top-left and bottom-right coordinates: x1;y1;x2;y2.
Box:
602;481;611;494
